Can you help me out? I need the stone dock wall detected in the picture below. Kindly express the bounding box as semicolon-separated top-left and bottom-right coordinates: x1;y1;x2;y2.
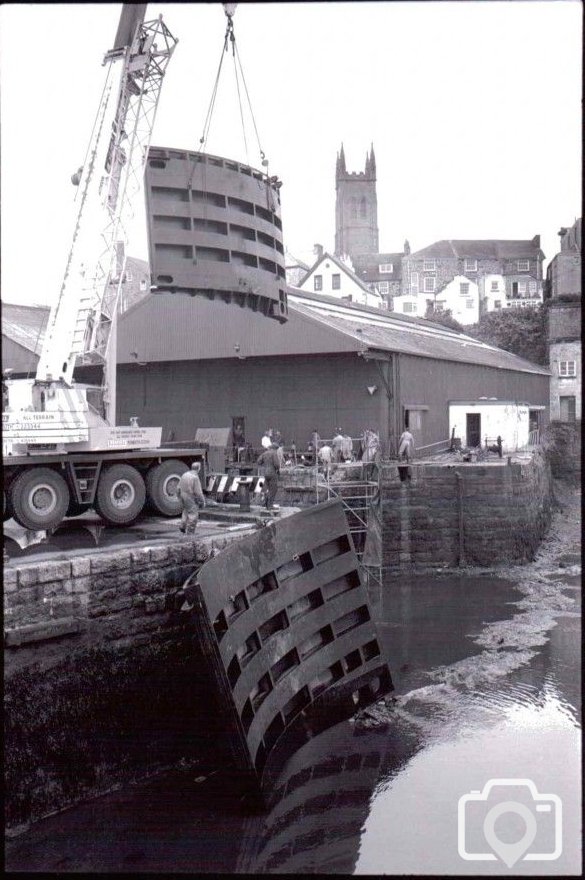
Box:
4;452;555;833
4;533;241;834
380;453;553;571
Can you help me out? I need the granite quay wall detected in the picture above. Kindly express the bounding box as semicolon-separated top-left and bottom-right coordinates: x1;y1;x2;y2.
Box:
379;453;553;572
542;421;582;479
4;532;243;834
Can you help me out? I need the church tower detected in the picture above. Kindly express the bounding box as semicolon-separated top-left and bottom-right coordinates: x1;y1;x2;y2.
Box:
334;144;379;260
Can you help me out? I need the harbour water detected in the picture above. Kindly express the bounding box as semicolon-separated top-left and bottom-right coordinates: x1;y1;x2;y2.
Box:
5;561;581;874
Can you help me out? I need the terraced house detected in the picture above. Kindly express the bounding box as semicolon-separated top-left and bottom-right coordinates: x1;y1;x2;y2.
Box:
397;236;545;318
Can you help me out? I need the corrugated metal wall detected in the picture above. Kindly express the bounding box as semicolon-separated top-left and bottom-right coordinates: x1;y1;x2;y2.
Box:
398;354;550;446
117;354;381;449
117;351;549;454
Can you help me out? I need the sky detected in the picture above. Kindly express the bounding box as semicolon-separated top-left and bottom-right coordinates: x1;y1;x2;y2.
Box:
0;1;582;307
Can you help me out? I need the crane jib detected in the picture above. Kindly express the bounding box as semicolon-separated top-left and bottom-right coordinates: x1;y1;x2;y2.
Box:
110;4;147;54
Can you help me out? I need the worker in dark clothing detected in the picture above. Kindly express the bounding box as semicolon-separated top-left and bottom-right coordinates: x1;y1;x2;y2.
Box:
257;441;281;509
177;462;205;534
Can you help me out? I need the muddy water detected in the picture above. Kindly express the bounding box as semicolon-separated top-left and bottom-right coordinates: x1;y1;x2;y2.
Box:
5;570;581;875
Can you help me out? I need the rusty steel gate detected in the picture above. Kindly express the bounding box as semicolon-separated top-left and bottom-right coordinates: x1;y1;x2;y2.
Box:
186;499;392;801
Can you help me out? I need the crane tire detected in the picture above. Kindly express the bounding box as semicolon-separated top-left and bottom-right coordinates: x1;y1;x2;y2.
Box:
95;464;146;525
4;490;14;522
10;467;70;531
145;459;188;516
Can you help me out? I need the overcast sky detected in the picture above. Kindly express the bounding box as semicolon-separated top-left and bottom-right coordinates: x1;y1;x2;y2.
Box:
0;1;581;307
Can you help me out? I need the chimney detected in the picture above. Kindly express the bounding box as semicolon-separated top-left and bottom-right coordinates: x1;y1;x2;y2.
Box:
531;234;540;248
313;243;324;260
403;239;411;256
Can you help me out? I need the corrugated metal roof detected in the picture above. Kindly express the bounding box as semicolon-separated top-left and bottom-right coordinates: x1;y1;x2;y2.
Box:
116;288;549;376
116;291;365;363
410;238;543;260
288;292;550;375
2;290;549;377
1;303;50;355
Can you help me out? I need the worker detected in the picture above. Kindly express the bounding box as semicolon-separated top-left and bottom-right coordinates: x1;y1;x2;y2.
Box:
310;428;321;452
261;428;273;450
398;428;415;462
177;462;206;534
257;441;281;510
341;433;354;462
318;443;333;476
332;429;344;462
274;432;285;467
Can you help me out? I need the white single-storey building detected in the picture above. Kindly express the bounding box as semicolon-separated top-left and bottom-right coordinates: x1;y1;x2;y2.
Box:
449;399;545;451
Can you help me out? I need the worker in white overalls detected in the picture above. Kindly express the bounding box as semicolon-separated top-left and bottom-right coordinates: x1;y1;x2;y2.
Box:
177;462;206;534
398;429;415;462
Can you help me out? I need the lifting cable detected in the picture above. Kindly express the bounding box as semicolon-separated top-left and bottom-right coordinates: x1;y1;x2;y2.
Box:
197;5;266;172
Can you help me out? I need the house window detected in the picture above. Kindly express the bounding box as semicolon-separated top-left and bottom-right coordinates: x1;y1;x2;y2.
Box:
490;281;499;291
379;263;394;273
423;276;436;293
314;274;323;292
460;282;470;295
559;396;576;421
494;300;501;309
403;302;417;313
378;281;389;294
559;361;577;377
423;260;436;271
411;272;419;293
517;260;530;272
465;300;474;309
140;278;148;291
529;281;537;294
511;281;528;298
464;259;477;272
331;273;341;290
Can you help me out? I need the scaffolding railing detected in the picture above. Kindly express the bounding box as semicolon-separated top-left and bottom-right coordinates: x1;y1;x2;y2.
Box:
317;461;383;590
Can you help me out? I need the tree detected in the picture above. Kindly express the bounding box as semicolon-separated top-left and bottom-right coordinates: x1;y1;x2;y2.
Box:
425;304;464;333
466;305;548;365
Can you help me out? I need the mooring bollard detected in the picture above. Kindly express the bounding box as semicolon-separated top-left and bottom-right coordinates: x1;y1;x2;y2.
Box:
236;478;251;512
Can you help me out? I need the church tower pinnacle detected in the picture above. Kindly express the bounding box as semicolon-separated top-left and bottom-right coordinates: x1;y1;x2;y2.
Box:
334;143;379;259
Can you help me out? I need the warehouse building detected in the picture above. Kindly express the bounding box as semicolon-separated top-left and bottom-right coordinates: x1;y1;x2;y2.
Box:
111;288;550;454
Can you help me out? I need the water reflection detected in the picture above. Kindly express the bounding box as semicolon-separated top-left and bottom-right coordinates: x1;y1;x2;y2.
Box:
5;575;580;874
356;672;581;875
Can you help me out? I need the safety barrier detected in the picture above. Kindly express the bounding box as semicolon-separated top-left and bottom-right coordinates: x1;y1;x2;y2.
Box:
206;472;265;502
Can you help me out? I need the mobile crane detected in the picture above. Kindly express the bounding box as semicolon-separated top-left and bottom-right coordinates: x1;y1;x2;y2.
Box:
2;5;208;531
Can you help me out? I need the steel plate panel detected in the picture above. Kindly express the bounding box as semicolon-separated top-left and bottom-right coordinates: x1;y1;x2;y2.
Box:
191;499;392;800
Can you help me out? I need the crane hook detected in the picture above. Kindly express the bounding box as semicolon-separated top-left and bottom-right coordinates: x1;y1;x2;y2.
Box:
223;3;237;19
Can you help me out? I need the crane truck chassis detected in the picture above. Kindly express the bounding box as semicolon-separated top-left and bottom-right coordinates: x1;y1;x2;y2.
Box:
3;445;207;531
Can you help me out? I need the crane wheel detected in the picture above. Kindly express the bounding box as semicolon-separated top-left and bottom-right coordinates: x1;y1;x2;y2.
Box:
10;468;70;531
3;490;14;522
146;459;188;516
95;464;146;525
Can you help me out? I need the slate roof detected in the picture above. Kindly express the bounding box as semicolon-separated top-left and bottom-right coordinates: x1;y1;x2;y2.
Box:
409;238;544;260
351;251;404;282
298;251;375;296
1;302;50;355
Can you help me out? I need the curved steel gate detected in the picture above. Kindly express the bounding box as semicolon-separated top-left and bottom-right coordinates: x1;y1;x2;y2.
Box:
189;499;393;801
